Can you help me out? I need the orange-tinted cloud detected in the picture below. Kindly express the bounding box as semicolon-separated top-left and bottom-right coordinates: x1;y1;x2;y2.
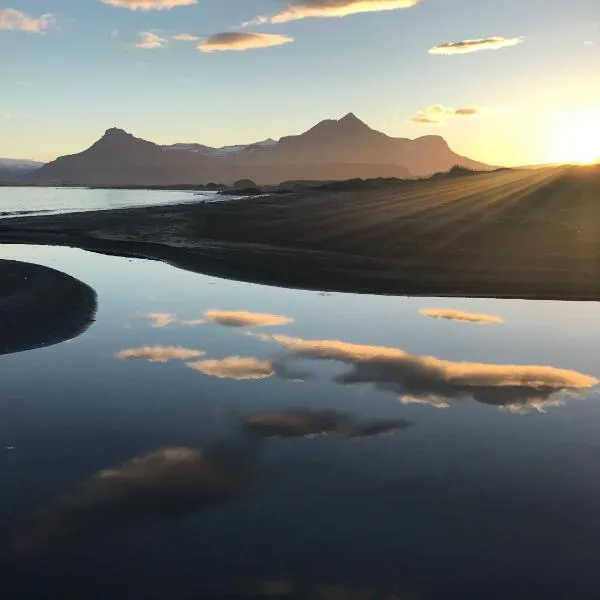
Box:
116;346;205;363
420;308;503;324
242;408;413;439
429;36;523;55
102;0;197;10
0;9;55;33
259;334;598;412
198;32;294;53
135;32;167;49
204;310;293;328
250;0;422;24
187;356;276;380
408;104;481;125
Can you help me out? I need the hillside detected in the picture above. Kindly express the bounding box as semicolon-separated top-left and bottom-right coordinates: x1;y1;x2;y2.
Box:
0;158;45;182
26;114;490;186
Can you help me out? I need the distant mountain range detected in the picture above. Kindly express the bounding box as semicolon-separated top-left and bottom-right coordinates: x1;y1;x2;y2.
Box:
10;114;492;186
0;158;44;182
163;138;278;157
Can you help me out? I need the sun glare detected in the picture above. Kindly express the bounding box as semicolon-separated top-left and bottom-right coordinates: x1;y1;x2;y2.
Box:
549;108;600;165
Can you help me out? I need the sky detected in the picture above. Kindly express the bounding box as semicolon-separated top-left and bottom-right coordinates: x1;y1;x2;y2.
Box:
0;0;599;166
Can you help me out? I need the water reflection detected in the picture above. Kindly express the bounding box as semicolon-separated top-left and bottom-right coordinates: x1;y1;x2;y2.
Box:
258;334;598;412
419;308;503;324
242;409;414;440
5;243;600;597
234;578;417;599
203;309;293;328
14;443;265;553
116;345;205;363
116;308;598;413
146;312;177;328
188;356;277;380
187;356;308;381
142;309;294;329
0;259;97;355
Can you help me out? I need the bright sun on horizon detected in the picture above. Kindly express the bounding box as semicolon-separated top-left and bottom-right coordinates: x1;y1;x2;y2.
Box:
549;107;600;165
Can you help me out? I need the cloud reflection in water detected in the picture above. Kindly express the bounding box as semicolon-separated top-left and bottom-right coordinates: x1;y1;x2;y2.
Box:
14;443;264;553
256;334;598;412
242;408;413;439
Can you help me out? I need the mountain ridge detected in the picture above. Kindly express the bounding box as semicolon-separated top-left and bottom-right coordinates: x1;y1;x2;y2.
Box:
0;158;45;183
25;114;492;186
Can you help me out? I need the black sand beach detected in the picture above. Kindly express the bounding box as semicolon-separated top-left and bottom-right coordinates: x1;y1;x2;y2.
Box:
0;259;97;355
1;165;599;300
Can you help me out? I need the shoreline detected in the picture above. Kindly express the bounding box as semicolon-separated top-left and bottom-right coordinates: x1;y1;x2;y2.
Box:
1;165;600;301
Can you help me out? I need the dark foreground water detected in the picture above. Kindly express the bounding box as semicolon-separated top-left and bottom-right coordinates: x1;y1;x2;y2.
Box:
2;243;600;599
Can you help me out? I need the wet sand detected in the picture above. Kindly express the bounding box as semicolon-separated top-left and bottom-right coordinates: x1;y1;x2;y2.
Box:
1;165;600;300
0;259;97;354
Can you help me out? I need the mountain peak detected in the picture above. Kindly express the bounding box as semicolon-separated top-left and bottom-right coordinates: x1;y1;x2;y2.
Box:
103;127;134;139
413;134;450;148
339;112;361;123
86;127;159;156
300;113;374;139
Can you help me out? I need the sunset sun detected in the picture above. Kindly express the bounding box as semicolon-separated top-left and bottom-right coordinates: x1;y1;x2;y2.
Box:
549;108;600;165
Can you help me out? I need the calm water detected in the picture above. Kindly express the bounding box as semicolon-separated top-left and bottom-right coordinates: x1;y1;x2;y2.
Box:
3;241;600;599
0;186;222;218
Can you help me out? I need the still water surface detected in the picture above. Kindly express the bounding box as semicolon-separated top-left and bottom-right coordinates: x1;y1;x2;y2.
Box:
2;242;600;599
0;187;219;218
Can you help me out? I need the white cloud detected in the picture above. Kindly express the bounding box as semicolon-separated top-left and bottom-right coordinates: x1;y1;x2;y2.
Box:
247;0;422;25
102;0;197;10
181;318;206;326
172;33;199;41
0;9;56;33
429;36;523;55
198;32;294;53
136;32;167;50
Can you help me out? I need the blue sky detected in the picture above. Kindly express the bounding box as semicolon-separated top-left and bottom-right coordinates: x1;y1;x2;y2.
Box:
1;0;598;165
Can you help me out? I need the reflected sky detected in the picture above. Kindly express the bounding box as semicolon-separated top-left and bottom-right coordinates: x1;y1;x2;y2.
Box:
14;442;266;553
116;345;205;363
3;241;600;598
419;308;504;324
241;408;414;440
0;187;216;218
255;333;597;413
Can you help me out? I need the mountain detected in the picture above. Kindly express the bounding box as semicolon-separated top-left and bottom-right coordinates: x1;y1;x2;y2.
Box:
163;138;277;157
0;158;45;182
27;114;491;186
237;113;488;176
